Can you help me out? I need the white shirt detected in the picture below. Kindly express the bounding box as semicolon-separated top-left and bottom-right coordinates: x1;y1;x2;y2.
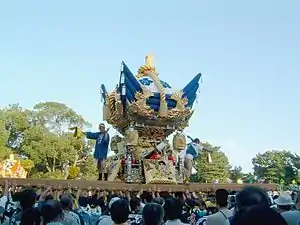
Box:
165;219;189;225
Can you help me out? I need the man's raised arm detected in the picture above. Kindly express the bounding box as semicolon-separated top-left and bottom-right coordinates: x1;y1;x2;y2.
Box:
85;131;100;140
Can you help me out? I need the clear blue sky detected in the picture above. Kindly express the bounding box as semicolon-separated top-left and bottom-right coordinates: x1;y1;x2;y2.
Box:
0;0;299;172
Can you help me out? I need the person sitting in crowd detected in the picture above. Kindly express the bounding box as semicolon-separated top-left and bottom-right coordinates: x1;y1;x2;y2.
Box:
6;189;37;225
128;197;142;225
97;197;120;225
20;208;41;225
0;182;295;225
41;200;64;225
152;197;165;206
281;191;300;225
181;198;196;224
60;194;81;225
231;186;272;225
110;199;130;225
205;189;232;225
232;205;287;225
275;192;294;214
142;203;164;225
164;197;188;225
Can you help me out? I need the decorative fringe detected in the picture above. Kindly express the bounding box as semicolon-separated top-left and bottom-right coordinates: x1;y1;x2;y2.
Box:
159;102;168;117
103;104;111;121
208;152;212;163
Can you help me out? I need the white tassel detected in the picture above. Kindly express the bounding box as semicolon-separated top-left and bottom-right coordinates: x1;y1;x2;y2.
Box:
120;73;125;84
208;152;212;163
122;85;126;95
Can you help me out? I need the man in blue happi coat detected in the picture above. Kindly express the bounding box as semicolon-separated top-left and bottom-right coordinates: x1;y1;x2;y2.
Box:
85;123;110;181
183;137;212;183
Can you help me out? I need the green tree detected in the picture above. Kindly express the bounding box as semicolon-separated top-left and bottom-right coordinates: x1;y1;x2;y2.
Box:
242;172;256;183
229;166;244;182
252;150;297;185
0;110;11;159
3;102;97;179
20;159;35;173
191;143;230;183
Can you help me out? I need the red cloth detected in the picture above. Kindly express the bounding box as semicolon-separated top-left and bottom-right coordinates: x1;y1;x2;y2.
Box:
168;155;176;165
150;152;161;160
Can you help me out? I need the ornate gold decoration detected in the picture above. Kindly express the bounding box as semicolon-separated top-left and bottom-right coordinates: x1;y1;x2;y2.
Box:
170;91;188;110
143;159;177;184
124;128;139;146
173;132;186;151
130;90;155;118
136;55;168;117
106;90;130;129
106;160;121;182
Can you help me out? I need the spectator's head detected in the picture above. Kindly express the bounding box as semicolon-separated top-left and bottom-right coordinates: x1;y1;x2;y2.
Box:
108;197;120;210
164;197;182;221
130;197;141;213
110;199;129;224
232;205;287;225
152;197;165;206
216;189;229;208
295;191;300;210
198;200;207;211
21;208;41;225
45;194;54;202
19;189;37;210
60;194;73;211
142;203;164;225
275;192;293;213
41;200;64;223
235;186;270;213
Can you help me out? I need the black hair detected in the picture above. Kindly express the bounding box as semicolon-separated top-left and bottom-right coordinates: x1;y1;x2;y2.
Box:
130;197;141;212
193;138;200;144
21;207;41;225
164;197;182;220
142;203;164;225
235;186;270;213
60;195;73;210
152;197;165;206
110;199;129;224
232;205;287;225
45;194;54;202
278;204;292;211
41;200;63;223
19;189;37;210
216;189;229;207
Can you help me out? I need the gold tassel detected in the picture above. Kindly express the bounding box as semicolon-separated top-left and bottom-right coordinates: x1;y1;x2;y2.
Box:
159;101;168;117
103;104;111;121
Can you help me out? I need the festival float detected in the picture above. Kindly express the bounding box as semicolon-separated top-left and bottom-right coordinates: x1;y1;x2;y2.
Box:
102;54;199;185
0;55;275;191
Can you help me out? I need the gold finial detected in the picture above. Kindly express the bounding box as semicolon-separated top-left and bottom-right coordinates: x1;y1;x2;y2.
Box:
145;54;155;68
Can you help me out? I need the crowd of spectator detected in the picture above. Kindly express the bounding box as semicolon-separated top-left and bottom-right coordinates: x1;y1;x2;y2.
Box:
0;180;299;225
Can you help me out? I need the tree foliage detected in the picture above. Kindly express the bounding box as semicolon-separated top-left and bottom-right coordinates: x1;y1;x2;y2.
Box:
229;166;243;182
1;102;97;179
191;143;230;183
252;150;300;185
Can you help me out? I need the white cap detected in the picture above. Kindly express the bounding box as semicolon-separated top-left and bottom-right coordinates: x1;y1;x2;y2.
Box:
275;193;294;206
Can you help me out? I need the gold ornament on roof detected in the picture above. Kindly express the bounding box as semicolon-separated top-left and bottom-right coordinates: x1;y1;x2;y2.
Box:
136;54;168;117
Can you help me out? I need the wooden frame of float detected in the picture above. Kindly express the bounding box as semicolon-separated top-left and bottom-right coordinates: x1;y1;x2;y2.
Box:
0;178;276;191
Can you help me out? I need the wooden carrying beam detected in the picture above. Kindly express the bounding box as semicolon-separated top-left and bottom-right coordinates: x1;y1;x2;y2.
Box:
0;178;276;192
